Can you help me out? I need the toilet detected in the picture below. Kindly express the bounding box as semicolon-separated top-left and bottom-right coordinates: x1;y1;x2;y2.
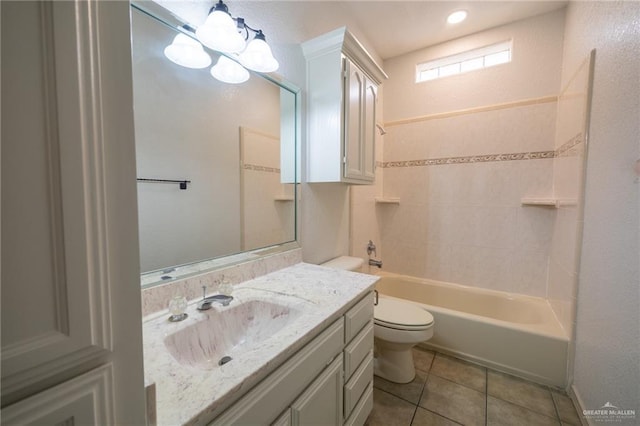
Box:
320;256;435;384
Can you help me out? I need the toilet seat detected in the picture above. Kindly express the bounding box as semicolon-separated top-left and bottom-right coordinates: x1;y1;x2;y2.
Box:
374;297;433;331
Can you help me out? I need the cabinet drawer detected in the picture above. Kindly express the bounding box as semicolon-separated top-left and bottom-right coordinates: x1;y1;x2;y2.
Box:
345;292;374;343
211;318;344;425
344;381;373;426
344;321;373;379
344;352;373;418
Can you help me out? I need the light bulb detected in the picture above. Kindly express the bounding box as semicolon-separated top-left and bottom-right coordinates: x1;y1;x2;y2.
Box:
210;56;250;84
196;10;245;53
447;10;467;24
239;36;279;73
164;33;212;69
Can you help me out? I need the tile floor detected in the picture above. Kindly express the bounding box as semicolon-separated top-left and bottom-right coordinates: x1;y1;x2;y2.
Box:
366;347;582;426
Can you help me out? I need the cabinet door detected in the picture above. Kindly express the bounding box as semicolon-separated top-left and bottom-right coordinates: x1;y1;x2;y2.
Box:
362;77;377;181
291;356;344;426
343;59;365;180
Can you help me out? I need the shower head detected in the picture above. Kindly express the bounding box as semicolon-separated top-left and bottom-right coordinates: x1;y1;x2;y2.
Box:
376;123;387;135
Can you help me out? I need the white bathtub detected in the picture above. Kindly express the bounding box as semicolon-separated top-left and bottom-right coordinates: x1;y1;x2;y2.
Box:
375;272;569;388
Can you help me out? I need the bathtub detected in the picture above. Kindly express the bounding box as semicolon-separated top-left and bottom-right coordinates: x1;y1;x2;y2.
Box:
375;272;569;388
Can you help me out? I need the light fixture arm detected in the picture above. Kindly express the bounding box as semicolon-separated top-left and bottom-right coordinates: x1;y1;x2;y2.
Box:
209;0;230;15
232;16;267;42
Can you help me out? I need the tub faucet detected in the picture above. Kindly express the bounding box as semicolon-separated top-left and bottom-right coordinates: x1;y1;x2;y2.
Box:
369;259;383;268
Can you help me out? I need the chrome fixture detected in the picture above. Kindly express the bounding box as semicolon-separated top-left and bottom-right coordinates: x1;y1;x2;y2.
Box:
369;259;383;268
367;240;382;268
197;294;234;310
367;240;377;257
197;285;234;310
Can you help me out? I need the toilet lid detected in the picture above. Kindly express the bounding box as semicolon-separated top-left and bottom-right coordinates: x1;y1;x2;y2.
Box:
375;297;434;329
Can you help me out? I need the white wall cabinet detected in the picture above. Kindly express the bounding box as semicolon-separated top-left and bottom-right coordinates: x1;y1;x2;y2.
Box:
303;27;387;184
1;1;146;423
210;291;374;426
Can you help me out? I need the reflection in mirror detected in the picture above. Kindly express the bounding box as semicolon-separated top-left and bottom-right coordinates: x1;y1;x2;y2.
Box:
130;4;298;287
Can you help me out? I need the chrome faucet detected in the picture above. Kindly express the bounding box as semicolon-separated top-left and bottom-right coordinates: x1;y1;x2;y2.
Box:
197;294;233;310
367;240;377;257
368;259;383;268
197;285;233;310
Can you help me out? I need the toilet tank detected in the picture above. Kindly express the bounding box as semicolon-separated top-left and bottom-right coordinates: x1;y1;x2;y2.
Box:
320;256;364;272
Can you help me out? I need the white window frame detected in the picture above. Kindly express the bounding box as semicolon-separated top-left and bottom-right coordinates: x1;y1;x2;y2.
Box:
416;40;513;83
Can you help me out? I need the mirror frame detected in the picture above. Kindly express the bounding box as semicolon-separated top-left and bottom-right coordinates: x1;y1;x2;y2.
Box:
131;1;301;288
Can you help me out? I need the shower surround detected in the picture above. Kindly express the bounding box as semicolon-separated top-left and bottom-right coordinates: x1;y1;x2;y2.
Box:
380;98;558;298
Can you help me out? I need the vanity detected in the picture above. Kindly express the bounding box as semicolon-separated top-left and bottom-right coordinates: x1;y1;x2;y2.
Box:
143;263;378;425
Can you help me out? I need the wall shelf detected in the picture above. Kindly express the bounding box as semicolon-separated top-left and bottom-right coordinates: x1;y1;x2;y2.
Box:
375;197;400;204
521;197;577;208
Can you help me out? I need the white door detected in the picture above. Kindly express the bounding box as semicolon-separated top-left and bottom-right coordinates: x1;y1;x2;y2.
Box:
1;1;146;423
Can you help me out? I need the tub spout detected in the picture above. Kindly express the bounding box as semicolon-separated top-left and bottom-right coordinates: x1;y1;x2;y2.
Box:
369;259;383;268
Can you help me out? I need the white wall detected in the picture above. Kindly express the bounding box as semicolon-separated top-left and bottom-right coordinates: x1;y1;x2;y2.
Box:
383;9;566;122
560;2;640;419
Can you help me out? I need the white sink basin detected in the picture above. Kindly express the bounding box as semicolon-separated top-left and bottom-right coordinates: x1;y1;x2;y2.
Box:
163;300;301;370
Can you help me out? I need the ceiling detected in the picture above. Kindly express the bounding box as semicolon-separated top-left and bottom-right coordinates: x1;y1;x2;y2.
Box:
155;1;567;60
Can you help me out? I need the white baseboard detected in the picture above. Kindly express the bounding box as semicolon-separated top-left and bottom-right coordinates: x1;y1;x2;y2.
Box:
568;384;591;426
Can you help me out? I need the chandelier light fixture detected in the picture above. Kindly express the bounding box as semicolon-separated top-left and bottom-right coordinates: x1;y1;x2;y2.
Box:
163;0;279;84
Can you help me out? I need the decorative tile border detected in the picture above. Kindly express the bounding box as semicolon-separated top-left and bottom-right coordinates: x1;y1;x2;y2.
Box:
381;151;555;168
243;164;281;173
381;133;583;168
556;133;584;158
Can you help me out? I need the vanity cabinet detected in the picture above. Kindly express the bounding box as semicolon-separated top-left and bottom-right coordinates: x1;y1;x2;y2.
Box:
209;291;375;426
302;27;387;184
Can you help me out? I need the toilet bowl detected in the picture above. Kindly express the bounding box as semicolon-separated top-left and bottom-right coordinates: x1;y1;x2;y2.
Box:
374;296;434;383
320;256;435;384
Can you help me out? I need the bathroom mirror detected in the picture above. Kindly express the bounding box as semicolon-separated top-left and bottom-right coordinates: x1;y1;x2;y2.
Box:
131;3;299;287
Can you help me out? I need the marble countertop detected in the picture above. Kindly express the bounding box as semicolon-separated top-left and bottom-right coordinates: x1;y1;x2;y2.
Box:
143;262;378;425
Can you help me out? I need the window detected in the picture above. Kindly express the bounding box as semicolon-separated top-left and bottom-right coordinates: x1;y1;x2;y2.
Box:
416;40;512;83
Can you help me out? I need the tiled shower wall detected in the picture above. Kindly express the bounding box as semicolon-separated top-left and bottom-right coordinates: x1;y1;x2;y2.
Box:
380;101;557;297
350;9;569;298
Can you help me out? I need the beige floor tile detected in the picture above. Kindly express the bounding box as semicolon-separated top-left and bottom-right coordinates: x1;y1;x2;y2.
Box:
366;388;416;426
412;407;462;425
430;353;486;392
487;370;556;418
413;347;435;372
487;396;560;426
551;391;581;425
374;368;428;405
419;374;486;426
